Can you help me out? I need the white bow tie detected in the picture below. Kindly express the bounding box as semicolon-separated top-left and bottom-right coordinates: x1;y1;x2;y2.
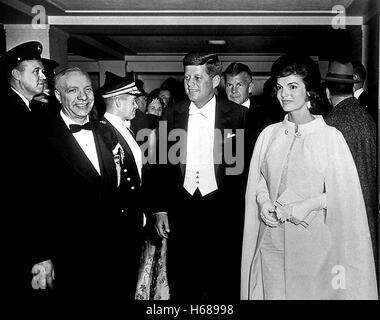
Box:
189;106;207;117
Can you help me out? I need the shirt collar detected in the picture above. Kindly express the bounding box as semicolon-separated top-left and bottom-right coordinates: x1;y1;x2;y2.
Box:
189;95;216;118
104;112;124;126
60;110;90;129
354;87;364;99
282;114;326;136
241;98;250;108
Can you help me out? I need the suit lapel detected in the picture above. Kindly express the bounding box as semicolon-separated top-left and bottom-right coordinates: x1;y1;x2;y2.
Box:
174;97;232;183
47;114;100;185
173;101;190;178
214;97;233;183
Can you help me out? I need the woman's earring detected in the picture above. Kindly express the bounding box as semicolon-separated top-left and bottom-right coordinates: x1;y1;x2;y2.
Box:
307;101;312;109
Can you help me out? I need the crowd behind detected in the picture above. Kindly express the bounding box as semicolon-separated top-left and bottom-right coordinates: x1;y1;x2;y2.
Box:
0;41;378;300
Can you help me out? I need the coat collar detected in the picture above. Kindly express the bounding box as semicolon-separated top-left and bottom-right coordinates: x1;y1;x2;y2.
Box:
174;96;234;131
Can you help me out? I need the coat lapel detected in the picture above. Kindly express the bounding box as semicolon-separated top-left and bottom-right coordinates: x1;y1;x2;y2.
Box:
214;97;234;183
172;100;190;178
173;97;233;184
47;113;101;185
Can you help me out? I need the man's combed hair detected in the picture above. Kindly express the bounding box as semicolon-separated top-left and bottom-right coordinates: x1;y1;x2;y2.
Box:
54;66;91;90
183;52;222;77
224;62;252;79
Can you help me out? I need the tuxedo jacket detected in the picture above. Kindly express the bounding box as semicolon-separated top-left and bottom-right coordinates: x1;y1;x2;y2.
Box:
35;110;138;294
151;96;247;298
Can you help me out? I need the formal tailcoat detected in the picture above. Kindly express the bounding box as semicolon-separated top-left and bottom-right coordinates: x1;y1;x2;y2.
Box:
154;96;247;299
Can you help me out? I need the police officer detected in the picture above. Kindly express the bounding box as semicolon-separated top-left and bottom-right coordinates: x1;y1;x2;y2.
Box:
0;41;47;293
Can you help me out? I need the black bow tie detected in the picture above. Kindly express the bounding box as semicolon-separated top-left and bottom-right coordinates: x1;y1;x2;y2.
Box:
69;122;93;133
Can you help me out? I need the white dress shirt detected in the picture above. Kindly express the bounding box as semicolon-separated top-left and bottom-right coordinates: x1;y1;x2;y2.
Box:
242;98;251;108
60;111;101;175
104;112;142;179
354;87;364;100
184;95;218;196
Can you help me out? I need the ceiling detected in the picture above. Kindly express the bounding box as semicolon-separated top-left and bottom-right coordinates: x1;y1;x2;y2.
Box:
0;0;378;60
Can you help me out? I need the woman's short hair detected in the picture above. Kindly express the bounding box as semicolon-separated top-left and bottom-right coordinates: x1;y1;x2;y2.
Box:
271;54;324;113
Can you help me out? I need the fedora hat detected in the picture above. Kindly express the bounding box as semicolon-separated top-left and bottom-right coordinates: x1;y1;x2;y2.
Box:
323;61;354;83
99;71;141;98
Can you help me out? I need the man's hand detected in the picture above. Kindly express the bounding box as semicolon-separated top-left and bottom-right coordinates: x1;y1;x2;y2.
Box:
154;212;170;239
31;260;54;289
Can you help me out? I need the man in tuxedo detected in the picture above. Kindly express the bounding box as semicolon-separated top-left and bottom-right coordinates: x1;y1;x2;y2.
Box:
33;67;138;298
224;62;284;170
0;41;47;293
153;52;247;300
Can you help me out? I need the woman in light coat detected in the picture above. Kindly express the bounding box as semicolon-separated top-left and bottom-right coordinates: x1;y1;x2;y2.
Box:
241;55;377;300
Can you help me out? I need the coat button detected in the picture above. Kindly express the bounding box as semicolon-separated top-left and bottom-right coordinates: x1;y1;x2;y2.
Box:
124;169;128;172
127;177;131;181
131;186;135;190
285;129;289;134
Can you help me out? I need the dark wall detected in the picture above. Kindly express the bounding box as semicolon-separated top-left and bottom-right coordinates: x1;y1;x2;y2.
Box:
366;13;379;118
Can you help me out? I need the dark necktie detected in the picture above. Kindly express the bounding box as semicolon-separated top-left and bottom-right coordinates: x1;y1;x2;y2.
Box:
69;122;93;133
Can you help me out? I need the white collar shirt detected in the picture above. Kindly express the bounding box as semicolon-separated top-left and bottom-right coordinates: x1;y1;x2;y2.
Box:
104;112;142;179
60;110;101;175
241;98;251;108
184;95;218;196
354;87;364;100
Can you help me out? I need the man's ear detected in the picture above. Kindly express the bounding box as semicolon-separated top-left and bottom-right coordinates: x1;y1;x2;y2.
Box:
115;96;122;109
54;89;61;104
325;87;331;100
11;68;21;81
353;73;360;82
248;81;254;96
212;74;221;89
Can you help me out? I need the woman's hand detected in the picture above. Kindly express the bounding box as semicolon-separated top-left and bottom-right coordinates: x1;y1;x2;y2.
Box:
259;201;280;227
